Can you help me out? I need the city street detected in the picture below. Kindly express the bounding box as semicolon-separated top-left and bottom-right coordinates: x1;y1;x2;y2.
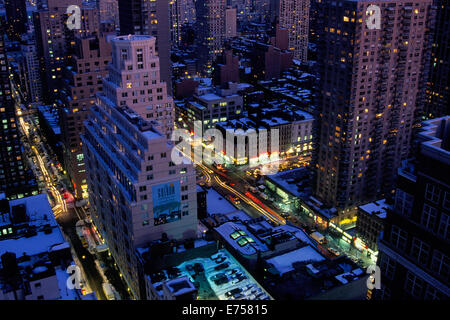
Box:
193;152;373;268
12;84;129;300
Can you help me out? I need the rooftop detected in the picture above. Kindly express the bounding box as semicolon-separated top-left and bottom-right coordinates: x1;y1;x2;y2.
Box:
138;240;272;300
359;199;389;219
417;116;450;164
265;245;326;276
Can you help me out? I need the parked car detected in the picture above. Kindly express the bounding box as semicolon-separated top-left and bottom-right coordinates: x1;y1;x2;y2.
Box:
225;288;241;298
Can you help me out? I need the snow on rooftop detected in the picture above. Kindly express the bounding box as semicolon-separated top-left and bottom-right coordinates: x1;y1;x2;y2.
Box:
278;224;314;246
199;93;222;101
0;229;66;257
56;267;81;300
215;221;268;256
359;199;389;219
206;189;237;215
266;245;325;275
165;276;196;296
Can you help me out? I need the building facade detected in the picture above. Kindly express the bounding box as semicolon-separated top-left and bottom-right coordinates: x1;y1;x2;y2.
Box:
118;0;172;94
59;34;112;199
314;0;435;221
82;35;197;299
4;0;28;42
376;116;450;300
0;27;38;200
424;0;449;119
278;0;310;61
33;0;100;103
195;0;226;74
103;35;174;138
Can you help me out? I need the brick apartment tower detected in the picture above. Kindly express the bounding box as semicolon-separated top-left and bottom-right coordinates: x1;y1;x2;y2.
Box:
59;33;113;199
314;0;435;222
83;36;197;299
103;35;175;139
278;0;310;61
375;116;450;300
33;0;100;103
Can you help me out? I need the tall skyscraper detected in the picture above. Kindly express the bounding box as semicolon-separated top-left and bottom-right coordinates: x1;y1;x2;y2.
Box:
225;7;237;39
314;0;434;223
4;0;28;42
59;34;112;199
425;0;449;119
103;35;174;138
82;35;197;299
98;0;120;28
278;0;310;61
21;29;43;104
170;0;182;46
33;0;100;102
0;25;38;200
375;116;450;300
118;0;172;94
195;0;226;74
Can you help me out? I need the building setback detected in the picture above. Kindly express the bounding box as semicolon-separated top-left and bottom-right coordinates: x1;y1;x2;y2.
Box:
33;0;100;103
59;34;112;199
103;35;174;139
313;0;435;222
82;35;197;299
375;116;450;300
118;0;172;94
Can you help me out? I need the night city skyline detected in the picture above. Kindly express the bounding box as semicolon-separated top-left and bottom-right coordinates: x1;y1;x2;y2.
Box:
0;0;448;309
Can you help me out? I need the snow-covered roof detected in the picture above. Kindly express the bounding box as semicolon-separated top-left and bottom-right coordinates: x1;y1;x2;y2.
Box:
358;199;389;219
266;245;325;275
215;221;268;256
206;189;237;215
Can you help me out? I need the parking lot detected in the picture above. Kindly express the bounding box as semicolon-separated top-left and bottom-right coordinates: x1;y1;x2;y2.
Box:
172;249;272;300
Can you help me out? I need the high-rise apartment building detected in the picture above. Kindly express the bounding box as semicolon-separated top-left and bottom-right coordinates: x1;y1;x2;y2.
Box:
179;0;197;25
118;0;172;94
425;0;449;119
4;0;28;42
314;0;435;222
33;0;100;102
82;36;197;299
20;29;43;105
98;0;120;28
375;116;450;300
279;0;310;61
0;27;38;200
195;0;226;74
59;34;112;199
170;0;182;46
103;35;174;138
225;7;237;39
